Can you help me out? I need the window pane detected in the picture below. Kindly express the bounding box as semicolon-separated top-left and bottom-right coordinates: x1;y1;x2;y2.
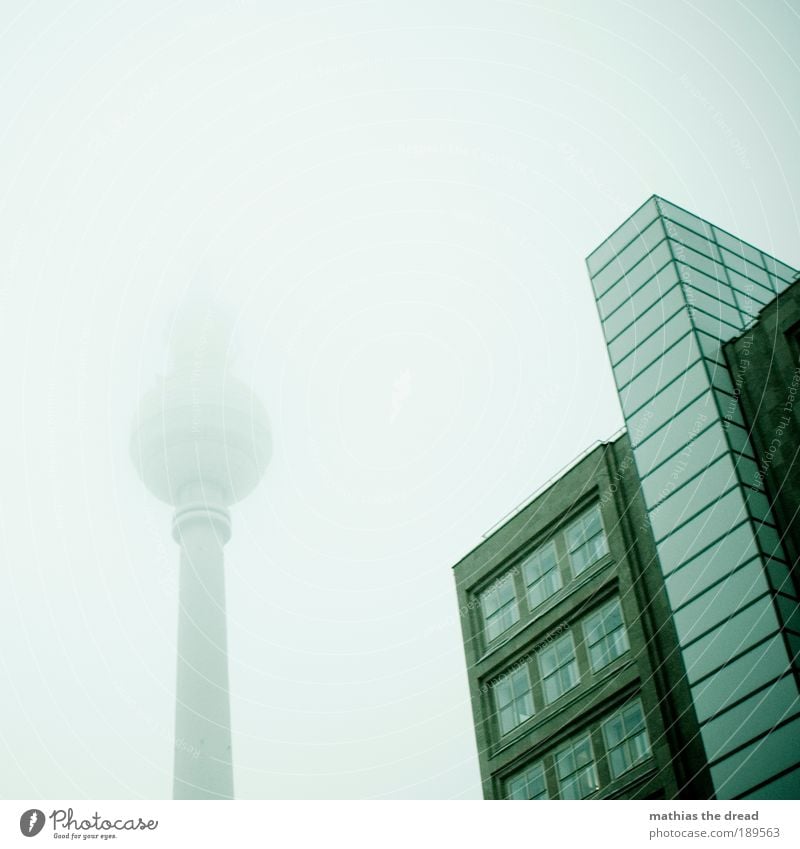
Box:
493;666;534;735
555;734;598;799
481;574;519;642
505;760;548;800
566;506;609;575
539;634;579;704
523;542;562;609
603;700;652;779
583;598;629;672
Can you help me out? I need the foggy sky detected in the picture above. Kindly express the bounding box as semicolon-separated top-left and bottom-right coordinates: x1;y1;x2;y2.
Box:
0;0;798;799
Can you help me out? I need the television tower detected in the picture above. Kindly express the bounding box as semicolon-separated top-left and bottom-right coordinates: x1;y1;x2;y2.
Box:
131;305;271;799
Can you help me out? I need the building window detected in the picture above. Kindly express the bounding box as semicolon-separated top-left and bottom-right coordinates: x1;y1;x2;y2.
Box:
555;733;599;799
565;505;609;575
603;699;652;779
539;632;580;704
480;574;519;642
493;666;534;736
522;541;562;610
505;760;548;800
583;597;630;672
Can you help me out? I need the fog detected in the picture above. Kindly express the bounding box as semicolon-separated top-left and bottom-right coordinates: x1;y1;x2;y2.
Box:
0;0;798;798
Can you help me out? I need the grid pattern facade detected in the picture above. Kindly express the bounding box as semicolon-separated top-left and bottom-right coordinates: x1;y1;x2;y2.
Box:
453;435;712;800
586;196;800;799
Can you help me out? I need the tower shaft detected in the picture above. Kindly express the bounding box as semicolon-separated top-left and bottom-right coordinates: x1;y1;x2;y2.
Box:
172;502;234;800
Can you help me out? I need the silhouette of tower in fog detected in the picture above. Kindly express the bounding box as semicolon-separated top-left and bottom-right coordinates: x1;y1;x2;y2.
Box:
131;305;270;799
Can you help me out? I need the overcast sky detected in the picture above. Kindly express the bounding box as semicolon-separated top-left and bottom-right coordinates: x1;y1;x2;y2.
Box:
1;0;798;800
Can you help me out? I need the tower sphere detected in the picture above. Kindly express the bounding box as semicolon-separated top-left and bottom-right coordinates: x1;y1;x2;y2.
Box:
131;364;271;507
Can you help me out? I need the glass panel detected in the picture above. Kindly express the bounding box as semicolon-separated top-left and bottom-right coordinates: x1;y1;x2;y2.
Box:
744;767;800;800
613;309;694;387
700;678;800;760
565;506;609;575
761;254;798;286
599;259;677;329
599;250;679;321
619;336;701;422
539;634;579;704
664;522;757;608
657;488;749;568
776;593;800;627
718;245;771;288
743;487;772;523
706;358;735;395
765;558;793;595
710;716;800;799
665;219;719;259
715;388;746;427
690;635;790;722
725;421;756;458
676;247;737;305
623;357;708;421
591;218;667;296
587;197;660;279
583;598;629;672
695;329;724;363
634;392;719;473
506;760;549;800
627;389;710;454
712;227;764;268
658;198;713;238
555;734;598;799
481;574;519;642
684;280;743;327
647;455;738;542
726;267;774;306
604;277;683;348
673;558;769;643
757;523;784;560
691;305;742;342
682;596;779;684
701;677;800;765
494;666;534;734
641;422;728;508
523;541;562;609
732;453;764;491
602;700;652;779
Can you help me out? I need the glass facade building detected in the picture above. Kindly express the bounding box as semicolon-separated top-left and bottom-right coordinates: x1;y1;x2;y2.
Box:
586;197;800;799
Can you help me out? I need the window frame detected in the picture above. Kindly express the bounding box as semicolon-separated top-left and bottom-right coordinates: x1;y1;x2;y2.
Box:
554;733;599;800
538;631;580;705
565;505;610;576
480;572;520;643
602;699;653;779
522;539;563;611
492;664;535;736
582;597;630;673
505;759;549;800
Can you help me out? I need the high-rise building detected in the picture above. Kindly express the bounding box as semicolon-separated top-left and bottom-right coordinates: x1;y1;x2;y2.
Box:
453;433;713;799
588;197;800;799
454;198;800;800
